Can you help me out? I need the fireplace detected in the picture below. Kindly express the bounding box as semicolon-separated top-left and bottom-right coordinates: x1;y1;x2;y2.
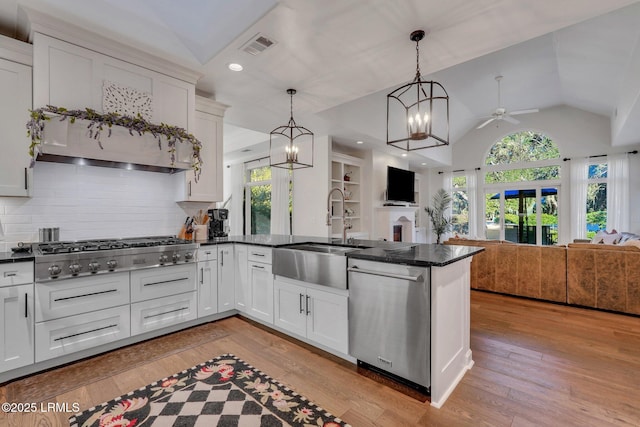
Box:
375;206;416;242
393;225;403;242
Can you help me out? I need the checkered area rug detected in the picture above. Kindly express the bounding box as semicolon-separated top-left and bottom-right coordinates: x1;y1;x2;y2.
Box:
69;354;350;427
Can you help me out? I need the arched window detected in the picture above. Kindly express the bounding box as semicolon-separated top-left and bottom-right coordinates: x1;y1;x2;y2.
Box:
483;131;561;245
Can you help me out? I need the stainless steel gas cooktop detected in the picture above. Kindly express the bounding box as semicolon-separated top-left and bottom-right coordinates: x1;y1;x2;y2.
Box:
34;236;197;281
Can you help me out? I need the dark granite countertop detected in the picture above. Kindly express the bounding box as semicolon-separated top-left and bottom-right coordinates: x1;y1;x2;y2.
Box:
0;251;35;264
198;235;417;249
348;243;484;267
197;234;482;266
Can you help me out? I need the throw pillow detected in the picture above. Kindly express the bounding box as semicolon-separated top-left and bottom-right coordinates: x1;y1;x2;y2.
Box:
590;230;606;244
602;232;621;245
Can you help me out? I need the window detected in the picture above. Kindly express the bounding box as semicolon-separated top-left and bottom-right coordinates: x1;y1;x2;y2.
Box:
244;164;293;235
246;166;272;234
452;175;469;235
586;162;607;238
483;131;561;245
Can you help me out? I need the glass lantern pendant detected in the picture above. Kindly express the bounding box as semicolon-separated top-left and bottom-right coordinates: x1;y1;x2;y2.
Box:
387;30;450;151
270;89;314;169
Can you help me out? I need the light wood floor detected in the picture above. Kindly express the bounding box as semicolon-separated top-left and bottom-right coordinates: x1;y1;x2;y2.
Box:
2;290;640;426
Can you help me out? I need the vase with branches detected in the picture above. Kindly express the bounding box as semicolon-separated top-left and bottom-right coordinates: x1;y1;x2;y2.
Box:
425;188;452;244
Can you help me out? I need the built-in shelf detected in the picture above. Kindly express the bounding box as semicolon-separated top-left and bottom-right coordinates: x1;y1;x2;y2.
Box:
330;153;364;237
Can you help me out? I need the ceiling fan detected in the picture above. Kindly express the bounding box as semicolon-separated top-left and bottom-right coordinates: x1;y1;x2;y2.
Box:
476;75;539;129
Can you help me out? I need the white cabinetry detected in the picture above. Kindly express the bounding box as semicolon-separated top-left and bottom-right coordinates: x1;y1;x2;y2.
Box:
330;153;364;238
130;264;196;303
234;245;249;312
0;37;32;197
34;270;131;362
197;248;218;318
217;244;235;312
247;247;274;324
0;262;34;372
32;33;196;169
274;277;348;354
177;97;226;202
131;292;197;335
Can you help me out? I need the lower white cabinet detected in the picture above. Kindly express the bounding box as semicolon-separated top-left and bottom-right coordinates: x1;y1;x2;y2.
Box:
197;259;218;318
248;261;274;324
234;245;249;312
274;278;348;354
0;284;34;372
131;291;197;335
131;264;196;303
35;272;129;322
35;305;130;363
217;244;235;312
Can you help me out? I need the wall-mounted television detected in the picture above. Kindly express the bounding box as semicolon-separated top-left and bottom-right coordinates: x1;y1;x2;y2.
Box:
386;166;415;204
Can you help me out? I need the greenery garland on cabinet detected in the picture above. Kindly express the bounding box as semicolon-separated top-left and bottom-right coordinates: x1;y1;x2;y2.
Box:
26;105;203;181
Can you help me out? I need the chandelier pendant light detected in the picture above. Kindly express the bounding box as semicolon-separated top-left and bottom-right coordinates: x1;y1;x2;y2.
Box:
270;89;314;169
386;30;450;151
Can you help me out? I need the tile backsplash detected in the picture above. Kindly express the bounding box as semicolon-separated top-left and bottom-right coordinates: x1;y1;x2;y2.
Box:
0;162;211;252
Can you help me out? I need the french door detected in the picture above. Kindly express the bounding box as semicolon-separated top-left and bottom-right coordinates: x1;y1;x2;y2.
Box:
484;185;559;245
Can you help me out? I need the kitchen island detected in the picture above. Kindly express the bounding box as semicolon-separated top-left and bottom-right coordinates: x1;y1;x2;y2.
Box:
207;235;482;407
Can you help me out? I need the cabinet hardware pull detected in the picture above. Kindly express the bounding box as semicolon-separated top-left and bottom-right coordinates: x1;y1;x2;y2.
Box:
205;251;211;255
24;167;28;190
299;293;304;314
188;181;192;196
54;289;118;302
220;251;224;267
3;271;18;277
143;277;189;287
200;268;204;285
251;253;265;257
252;264;265;269
25;293;28;318
306;295;311;315
347;266;423;282
54;324;117;341
143;306;188;319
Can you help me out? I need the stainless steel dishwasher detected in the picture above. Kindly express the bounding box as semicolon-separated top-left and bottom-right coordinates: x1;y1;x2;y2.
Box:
348;258;430;393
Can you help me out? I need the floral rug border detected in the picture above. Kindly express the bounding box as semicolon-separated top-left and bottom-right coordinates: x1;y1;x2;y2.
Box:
69;353;350;427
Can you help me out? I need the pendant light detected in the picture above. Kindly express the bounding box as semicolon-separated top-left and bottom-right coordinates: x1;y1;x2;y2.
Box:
387;30;449;151
270;89;314;169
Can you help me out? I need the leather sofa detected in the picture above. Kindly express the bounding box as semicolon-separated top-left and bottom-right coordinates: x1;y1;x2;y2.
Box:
444;238;567;303
445;238;640;315
567;243;640;314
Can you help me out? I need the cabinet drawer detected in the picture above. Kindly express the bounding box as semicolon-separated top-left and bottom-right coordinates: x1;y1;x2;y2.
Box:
35;305;130;363
197;247;217;262
248;246;272;264
131;291;197;335
35;272;129;322
0;262;33;287
130;264;196;303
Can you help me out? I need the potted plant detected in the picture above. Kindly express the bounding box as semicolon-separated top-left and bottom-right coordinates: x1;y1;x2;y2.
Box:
425;188;452;244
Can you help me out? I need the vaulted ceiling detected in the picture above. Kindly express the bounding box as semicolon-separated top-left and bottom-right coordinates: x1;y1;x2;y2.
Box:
2;0;640;167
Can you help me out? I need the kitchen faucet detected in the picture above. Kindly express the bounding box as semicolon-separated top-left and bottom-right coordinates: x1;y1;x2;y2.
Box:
326;187;352;243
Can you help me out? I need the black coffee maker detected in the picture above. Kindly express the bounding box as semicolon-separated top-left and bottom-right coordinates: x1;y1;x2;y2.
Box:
208;209;229;238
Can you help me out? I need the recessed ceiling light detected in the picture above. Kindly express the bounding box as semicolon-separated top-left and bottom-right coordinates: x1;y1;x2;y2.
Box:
356;140;363;144
228;63;243;72
401;153;407;157
421;162;427;166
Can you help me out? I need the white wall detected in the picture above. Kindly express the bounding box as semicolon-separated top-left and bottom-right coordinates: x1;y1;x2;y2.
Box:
429;105;640;242
292;135;331;237
0;162;209;251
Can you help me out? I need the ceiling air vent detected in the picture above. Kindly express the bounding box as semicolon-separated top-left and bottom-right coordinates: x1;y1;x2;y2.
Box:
240;33;277;56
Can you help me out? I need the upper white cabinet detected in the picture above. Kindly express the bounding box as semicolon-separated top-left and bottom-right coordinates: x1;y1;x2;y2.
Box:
176;97;226;202
31;33;197;169
0;36;32;197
